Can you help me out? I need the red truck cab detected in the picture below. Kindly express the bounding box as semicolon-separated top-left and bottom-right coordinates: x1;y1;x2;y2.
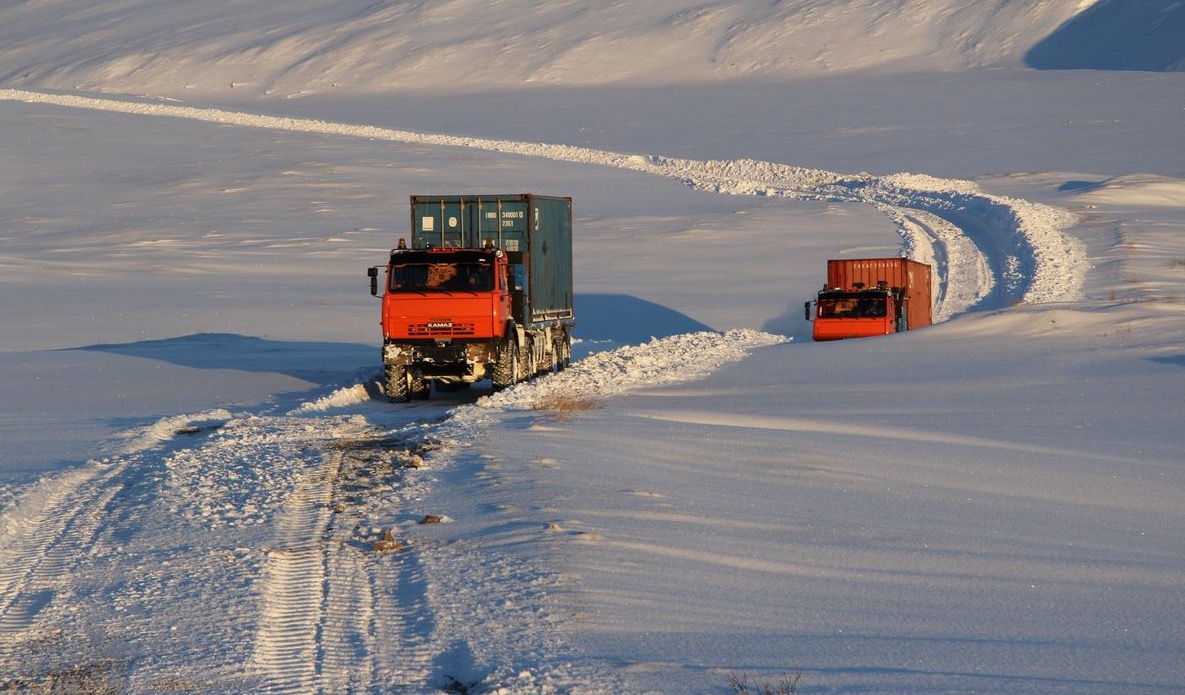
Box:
811;284;903;341
380;245;512;343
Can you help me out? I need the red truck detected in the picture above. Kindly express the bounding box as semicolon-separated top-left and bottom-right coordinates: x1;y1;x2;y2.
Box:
367;194;574;401
805;258;932;341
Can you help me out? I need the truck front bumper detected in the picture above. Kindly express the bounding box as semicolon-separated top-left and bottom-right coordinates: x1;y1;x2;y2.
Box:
383;341;497;381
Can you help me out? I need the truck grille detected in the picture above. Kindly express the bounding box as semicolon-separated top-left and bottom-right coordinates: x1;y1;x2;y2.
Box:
407;321;477;336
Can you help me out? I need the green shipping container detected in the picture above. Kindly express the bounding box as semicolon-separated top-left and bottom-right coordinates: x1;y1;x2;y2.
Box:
408;194;574;329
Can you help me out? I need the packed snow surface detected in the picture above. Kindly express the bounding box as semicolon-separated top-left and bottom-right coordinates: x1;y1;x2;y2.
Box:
1;1;1184;694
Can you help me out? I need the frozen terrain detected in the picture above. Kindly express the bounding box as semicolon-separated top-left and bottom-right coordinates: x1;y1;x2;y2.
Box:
1;1;1183;694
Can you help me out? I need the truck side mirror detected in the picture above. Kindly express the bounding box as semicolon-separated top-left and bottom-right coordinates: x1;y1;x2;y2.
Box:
804;301;811;321
367;266;379;297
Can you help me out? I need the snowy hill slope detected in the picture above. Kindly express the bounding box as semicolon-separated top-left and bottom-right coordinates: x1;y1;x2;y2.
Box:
0;0;1122;98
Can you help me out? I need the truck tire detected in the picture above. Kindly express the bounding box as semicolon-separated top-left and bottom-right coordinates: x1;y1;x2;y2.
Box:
409;371;431;400
554;331;571;371
520;334;536;379
384;363;410;403
492;339;519;390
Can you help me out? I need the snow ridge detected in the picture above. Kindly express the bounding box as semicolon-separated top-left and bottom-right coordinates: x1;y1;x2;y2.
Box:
455;329;789;426
0;88;1088;314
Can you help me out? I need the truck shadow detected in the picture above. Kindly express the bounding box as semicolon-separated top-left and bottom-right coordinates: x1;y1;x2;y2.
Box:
761;302;811;342
71;332;375;388
71;296;714;394
574;293;713;346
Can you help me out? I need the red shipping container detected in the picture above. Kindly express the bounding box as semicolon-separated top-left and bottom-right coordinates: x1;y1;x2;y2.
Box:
826;258;932;330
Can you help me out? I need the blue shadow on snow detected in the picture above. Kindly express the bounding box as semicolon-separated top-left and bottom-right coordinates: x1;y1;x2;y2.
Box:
1025;0;1185;72
1149;354;1185;369
72;333;375;387
574;293;713;344
71;294;711;380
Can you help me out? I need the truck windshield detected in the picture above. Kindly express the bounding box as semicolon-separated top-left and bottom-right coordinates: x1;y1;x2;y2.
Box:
817;292;887;319
391;261;494;292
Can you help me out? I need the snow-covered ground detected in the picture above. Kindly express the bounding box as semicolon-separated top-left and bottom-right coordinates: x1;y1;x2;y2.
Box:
1;1;1183;694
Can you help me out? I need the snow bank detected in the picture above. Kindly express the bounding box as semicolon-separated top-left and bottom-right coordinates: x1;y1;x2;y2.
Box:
457;329;789;422
289;382;380;415
110;409;233;456
869;174;1084;305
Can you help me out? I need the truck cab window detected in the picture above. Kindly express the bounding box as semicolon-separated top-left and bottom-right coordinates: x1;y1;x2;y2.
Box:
817;293;886;318
462;265;492;290
391;262;493;292
854;298;886;317
391;264;430;291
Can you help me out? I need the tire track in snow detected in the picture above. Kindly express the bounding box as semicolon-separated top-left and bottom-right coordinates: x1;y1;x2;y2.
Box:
285;332;791;694
249;417;439;694
0;332;785;691
0;402;439;691
0;88;1086;313
881;205;994;321
317;432;440;693
250;443;338;694
0;463;125;670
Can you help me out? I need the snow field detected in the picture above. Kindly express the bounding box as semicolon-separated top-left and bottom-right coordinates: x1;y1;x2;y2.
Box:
1;0;1184;692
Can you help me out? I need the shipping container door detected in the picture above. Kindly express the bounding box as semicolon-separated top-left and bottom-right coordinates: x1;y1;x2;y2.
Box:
528;198;573;322
411;197;467;248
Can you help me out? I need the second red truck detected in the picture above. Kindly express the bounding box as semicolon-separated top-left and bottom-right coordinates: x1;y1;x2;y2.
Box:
805;258;932;341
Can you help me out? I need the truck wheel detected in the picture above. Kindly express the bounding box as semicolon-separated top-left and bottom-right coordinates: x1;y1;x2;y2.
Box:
409;371;431;400
492;339;519;390
519;335;536;379
384;363;410;403
553;332;570;372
